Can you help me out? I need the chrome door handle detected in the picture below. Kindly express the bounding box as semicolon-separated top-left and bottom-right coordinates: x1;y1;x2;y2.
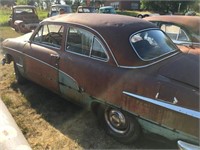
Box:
50;54;60;60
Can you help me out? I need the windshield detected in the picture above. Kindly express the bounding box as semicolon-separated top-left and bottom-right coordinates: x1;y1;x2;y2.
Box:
14;8;35;14
130;29;177;61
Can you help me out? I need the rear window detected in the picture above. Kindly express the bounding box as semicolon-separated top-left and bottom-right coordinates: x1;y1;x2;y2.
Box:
130;29;177;61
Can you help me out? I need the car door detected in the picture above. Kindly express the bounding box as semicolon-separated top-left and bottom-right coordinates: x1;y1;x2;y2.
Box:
23;23;64;93
58;26;111;104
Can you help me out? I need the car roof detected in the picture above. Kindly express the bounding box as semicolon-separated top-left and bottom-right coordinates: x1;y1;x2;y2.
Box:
42;14;158;66
51;4;71;7
13;5;36;9
99;6;114;9
144;15;200;33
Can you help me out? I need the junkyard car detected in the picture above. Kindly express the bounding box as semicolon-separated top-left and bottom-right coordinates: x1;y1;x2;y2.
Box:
2;14;199;148
76;6;96;13
8;5;40;33
47;4;72;17
99;6;116;14
144;15;200;53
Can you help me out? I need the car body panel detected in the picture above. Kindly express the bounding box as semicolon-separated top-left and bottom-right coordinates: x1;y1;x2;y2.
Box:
2;14;199;146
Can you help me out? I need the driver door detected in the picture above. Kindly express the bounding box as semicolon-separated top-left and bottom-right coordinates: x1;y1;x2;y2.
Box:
23;24;64;93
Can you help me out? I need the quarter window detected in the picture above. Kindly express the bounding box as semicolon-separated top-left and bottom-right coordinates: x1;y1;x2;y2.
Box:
33;24;64;48
130;29;177;61
66;27;108;61
161;24;189;42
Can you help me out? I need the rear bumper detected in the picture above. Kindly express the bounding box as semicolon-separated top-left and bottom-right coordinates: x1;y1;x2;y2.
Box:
178;140;200;150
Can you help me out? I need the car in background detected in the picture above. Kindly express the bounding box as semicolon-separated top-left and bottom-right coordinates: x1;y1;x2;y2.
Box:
77;6;96;13
8;5;39;33
47;4;72;17
2;14;199;149
137;13;160;18
144;15;200;53
99;6;116;14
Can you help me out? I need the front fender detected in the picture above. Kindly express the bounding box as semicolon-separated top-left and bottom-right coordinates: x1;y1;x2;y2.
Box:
14;20;29;33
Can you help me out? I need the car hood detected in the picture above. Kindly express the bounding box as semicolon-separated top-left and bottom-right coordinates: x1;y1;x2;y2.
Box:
15;32;33;41
159;53;199;88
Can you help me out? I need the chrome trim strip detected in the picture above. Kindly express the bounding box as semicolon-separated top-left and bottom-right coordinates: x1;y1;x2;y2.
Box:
4;46;58;71
16;63;23;68
123;91;200;119
118;52;179;69
177;140;200;150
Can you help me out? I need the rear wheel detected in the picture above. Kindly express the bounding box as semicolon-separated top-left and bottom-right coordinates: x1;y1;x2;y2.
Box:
14;62;27;84
97;105;141;144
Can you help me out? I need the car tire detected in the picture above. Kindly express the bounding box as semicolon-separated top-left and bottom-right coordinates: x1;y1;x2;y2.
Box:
97;105;141;144
14;62;27;84
137;14;143;18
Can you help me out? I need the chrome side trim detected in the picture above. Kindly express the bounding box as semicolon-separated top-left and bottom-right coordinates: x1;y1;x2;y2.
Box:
3;46;58;71
16;63;23;68
123;91;200;119
177;140;200;150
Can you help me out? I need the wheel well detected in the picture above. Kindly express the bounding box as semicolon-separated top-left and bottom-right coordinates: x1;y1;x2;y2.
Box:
90;102;102;116
5;54;14;64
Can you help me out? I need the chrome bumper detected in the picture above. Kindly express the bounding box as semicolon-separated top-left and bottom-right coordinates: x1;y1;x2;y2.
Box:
178;140;200;150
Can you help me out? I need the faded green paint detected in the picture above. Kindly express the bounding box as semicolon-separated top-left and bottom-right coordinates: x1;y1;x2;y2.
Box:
58;71;94;107
138;118;199;145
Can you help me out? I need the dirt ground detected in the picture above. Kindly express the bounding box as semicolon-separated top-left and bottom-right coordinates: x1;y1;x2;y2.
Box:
0;28;178;150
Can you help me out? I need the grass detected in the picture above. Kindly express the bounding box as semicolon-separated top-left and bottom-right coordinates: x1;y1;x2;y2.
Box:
0;6;48;26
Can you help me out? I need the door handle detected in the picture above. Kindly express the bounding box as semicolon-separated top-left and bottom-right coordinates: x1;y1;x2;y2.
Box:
50;54;60;60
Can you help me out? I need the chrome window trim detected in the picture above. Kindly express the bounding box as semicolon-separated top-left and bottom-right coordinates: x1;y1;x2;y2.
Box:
123;91;200;119
65;26;109;62
129;28;178;62
90;36;109;61
177;28;190;42
31;41;61;50
118;52;179;69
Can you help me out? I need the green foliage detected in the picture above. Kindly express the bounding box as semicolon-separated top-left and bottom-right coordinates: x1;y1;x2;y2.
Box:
16;0;28;5
0;6;48;26
0;7;11;26
141;0;197;14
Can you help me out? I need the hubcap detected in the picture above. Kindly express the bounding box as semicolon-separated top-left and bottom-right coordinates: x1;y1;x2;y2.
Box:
105;108;129;134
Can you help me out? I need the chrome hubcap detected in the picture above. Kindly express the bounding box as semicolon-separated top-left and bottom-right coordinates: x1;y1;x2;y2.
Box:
105;108;129;134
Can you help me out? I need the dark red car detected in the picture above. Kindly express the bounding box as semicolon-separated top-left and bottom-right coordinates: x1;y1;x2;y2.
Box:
2;14;199;149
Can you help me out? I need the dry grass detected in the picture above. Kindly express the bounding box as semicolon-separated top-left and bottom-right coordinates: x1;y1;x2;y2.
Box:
0;27;177;149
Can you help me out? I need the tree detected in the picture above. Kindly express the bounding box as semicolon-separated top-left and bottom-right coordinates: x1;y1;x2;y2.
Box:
141;0;196;14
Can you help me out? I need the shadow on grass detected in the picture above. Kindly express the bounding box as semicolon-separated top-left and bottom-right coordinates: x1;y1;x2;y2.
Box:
10;81;177;149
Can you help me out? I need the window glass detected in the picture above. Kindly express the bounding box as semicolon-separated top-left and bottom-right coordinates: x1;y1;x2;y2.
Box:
66;27;93;56
33;24;64;48
161;24;189;42
91;37;107;60
130;29;177;61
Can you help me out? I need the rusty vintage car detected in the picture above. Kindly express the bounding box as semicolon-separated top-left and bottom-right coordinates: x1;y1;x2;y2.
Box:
144;16;200;54
8;5;40;33
1;14;199;148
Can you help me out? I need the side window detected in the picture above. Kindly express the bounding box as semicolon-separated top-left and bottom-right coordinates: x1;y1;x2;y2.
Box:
33;24;64;48
161;24;189;42
66;27;108;61
66;27;93;56
91;37;107;60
